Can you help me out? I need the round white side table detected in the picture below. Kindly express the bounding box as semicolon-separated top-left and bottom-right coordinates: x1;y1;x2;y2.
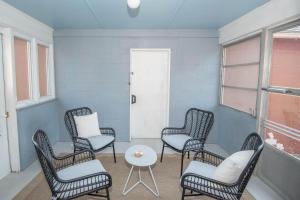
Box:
122;145;159;197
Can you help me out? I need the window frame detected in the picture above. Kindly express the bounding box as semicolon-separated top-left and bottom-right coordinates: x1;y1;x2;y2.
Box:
12;31;55;110
219;33;263;117
36;40;55;100
259;19;300;161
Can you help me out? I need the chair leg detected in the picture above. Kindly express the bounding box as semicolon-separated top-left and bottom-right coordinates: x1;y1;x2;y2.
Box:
112;143;116;163
106;188;110;200
160;144;165;162
181;188;185;200
180;152;185;176
72;147;77;163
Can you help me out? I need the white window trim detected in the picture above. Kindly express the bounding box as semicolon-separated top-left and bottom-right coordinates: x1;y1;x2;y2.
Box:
12;31;55;110
257;19;300;161
36;39;55;99
219;33;263;117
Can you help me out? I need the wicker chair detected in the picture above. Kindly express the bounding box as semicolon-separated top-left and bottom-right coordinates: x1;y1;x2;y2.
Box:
181;132;264;200
32;130;112;200
64;107;116;163
161;108;214;175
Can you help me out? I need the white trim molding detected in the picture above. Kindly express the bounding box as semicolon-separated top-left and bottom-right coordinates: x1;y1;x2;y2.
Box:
219;0;300;44
2;28;20;172
0;0;54;172
54;29;218;38
0;1;53;43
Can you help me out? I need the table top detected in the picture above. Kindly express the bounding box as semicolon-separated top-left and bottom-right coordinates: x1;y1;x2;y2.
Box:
125;145;157;167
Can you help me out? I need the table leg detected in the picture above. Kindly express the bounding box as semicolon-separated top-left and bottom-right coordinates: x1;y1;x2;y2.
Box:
122;166;135;195
122;165;159;197
148;166;159;196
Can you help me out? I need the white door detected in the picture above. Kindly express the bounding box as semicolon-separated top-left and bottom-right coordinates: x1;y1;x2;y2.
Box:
130;49;170;139
0;34;11;179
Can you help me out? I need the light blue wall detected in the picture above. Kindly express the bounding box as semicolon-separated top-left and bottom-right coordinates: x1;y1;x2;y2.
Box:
54;30;220;142
258;145;300;200
17;100;60;170
217;106;256;154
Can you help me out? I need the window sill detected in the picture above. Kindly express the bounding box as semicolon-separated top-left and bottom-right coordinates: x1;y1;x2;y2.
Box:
219;104;257;118
16;97;56;111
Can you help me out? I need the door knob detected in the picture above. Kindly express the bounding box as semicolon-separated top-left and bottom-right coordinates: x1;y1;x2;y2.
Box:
131;95;136;104
1;112;9;118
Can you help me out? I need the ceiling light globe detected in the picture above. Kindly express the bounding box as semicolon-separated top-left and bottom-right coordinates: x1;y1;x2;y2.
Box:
127;0;140;9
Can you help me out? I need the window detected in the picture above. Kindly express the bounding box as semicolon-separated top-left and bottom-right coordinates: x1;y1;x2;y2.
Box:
263;25;300;159
221;36;261;115
37;44;49;97
14;37;31;101
14;34;54;108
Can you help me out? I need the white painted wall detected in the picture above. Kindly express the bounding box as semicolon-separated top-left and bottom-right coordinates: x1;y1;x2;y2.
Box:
0;0;53;172
219;0;300;44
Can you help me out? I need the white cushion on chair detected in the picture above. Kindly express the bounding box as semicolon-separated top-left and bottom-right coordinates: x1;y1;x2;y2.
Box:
88;135;114;150
212;150;254;184
74;112;101;138
183;160;216;178
162;134;192;150
57;159;106;181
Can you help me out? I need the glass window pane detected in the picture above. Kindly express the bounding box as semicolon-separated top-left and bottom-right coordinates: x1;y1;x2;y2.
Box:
224;64;259;89
267;93;300;131
38;44;48;97
222;87;257;114
224;37;260;65
264;128;300;157
14;37;30;101
270;37;300;88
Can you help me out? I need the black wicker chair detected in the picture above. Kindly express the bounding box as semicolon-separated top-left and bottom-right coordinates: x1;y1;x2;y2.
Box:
161;108;214;175
32;130;112;200
181;132;264;200
64;107;116;163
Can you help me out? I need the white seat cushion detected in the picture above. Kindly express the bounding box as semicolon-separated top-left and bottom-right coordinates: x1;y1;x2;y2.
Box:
57;160;106;181
182;161;227;198
56;160;108;198
183;160;216;179
88;135;114;150
212;150;254;184
74;112;101;138
162;134;192;150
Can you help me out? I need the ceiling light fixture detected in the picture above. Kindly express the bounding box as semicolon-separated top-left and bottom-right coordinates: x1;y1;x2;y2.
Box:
127;0;140;9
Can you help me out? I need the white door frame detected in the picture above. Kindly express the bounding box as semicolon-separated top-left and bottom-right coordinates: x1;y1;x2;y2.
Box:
129;48;171;141
0;27;21;172
0;32;11;178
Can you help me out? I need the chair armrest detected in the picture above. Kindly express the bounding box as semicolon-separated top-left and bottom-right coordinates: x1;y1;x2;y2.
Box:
181;172;238;196
100;127;116;137
53;150;95;170
193;150;225;167
55;171;112;192
183;139;203;152
73;136;93;150
161;127;186;137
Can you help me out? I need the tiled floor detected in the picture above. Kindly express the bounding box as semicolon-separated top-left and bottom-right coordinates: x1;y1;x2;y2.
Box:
0;139;283;200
